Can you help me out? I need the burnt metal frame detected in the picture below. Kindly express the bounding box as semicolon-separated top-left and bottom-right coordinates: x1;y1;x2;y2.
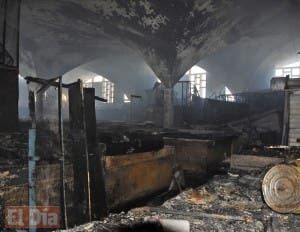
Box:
178;81;192;106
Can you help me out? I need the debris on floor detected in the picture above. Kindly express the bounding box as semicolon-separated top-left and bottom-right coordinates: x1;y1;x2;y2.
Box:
230;154;284;171
58;169;300;232
0;132;28;162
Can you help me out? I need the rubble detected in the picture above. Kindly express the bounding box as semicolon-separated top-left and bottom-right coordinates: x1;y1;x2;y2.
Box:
0;167;25;228
1;121;299;231
97;129;164;156
0;132;28;162
58;168;300;232
230;154;284;171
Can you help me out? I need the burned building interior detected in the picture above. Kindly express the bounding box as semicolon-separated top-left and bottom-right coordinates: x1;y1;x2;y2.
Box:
2;0;300;231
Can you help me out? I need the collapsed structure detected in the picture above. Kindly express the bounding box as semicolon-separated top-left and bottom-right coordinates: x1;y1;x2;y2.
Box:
1;0;300;231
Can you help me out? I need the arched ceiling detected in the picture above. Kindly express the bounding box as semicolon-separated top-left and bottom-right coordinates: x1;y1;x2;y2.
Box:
199;36;300;93
20;0;300;89
63;47;159;95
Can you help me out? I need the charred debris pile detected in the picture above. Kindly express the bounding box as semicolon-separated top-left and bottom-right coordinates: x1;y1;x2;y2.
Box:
58;168;300;232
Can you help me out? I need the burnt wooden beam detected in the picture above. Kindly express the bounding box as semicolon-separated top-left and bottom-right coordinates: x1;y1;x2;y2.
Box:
281;90;290;145
84;88;97;154
130;95;142;99
84;88;107;219
25;76;77;90
94;96;108;102
68;80;90;226
58;76;68;229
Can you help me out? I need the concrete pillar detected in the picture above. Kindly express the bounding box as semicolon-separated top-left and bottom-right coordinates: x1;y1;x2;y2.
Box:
0;67;19;131
163;87;174;128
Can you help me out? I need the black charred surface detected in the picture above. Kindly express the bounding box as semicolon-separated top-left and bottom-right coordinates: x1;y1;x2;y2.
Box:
0;68;19;132
20;0;300;86
97;129;164;156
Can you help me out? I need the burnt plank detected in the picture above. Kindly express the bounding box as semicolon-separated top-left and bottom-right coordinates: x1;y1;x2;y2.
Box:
84;88;107;219
68;80;89;225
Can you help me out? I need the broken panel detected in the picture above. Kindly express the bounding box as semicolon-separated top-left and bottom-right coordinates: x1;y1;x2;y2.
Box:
25;79;72;229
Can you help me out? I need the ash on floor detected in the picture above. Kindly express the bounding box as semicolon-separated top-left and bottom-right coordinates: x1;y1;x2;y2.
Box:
58;171;300;232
